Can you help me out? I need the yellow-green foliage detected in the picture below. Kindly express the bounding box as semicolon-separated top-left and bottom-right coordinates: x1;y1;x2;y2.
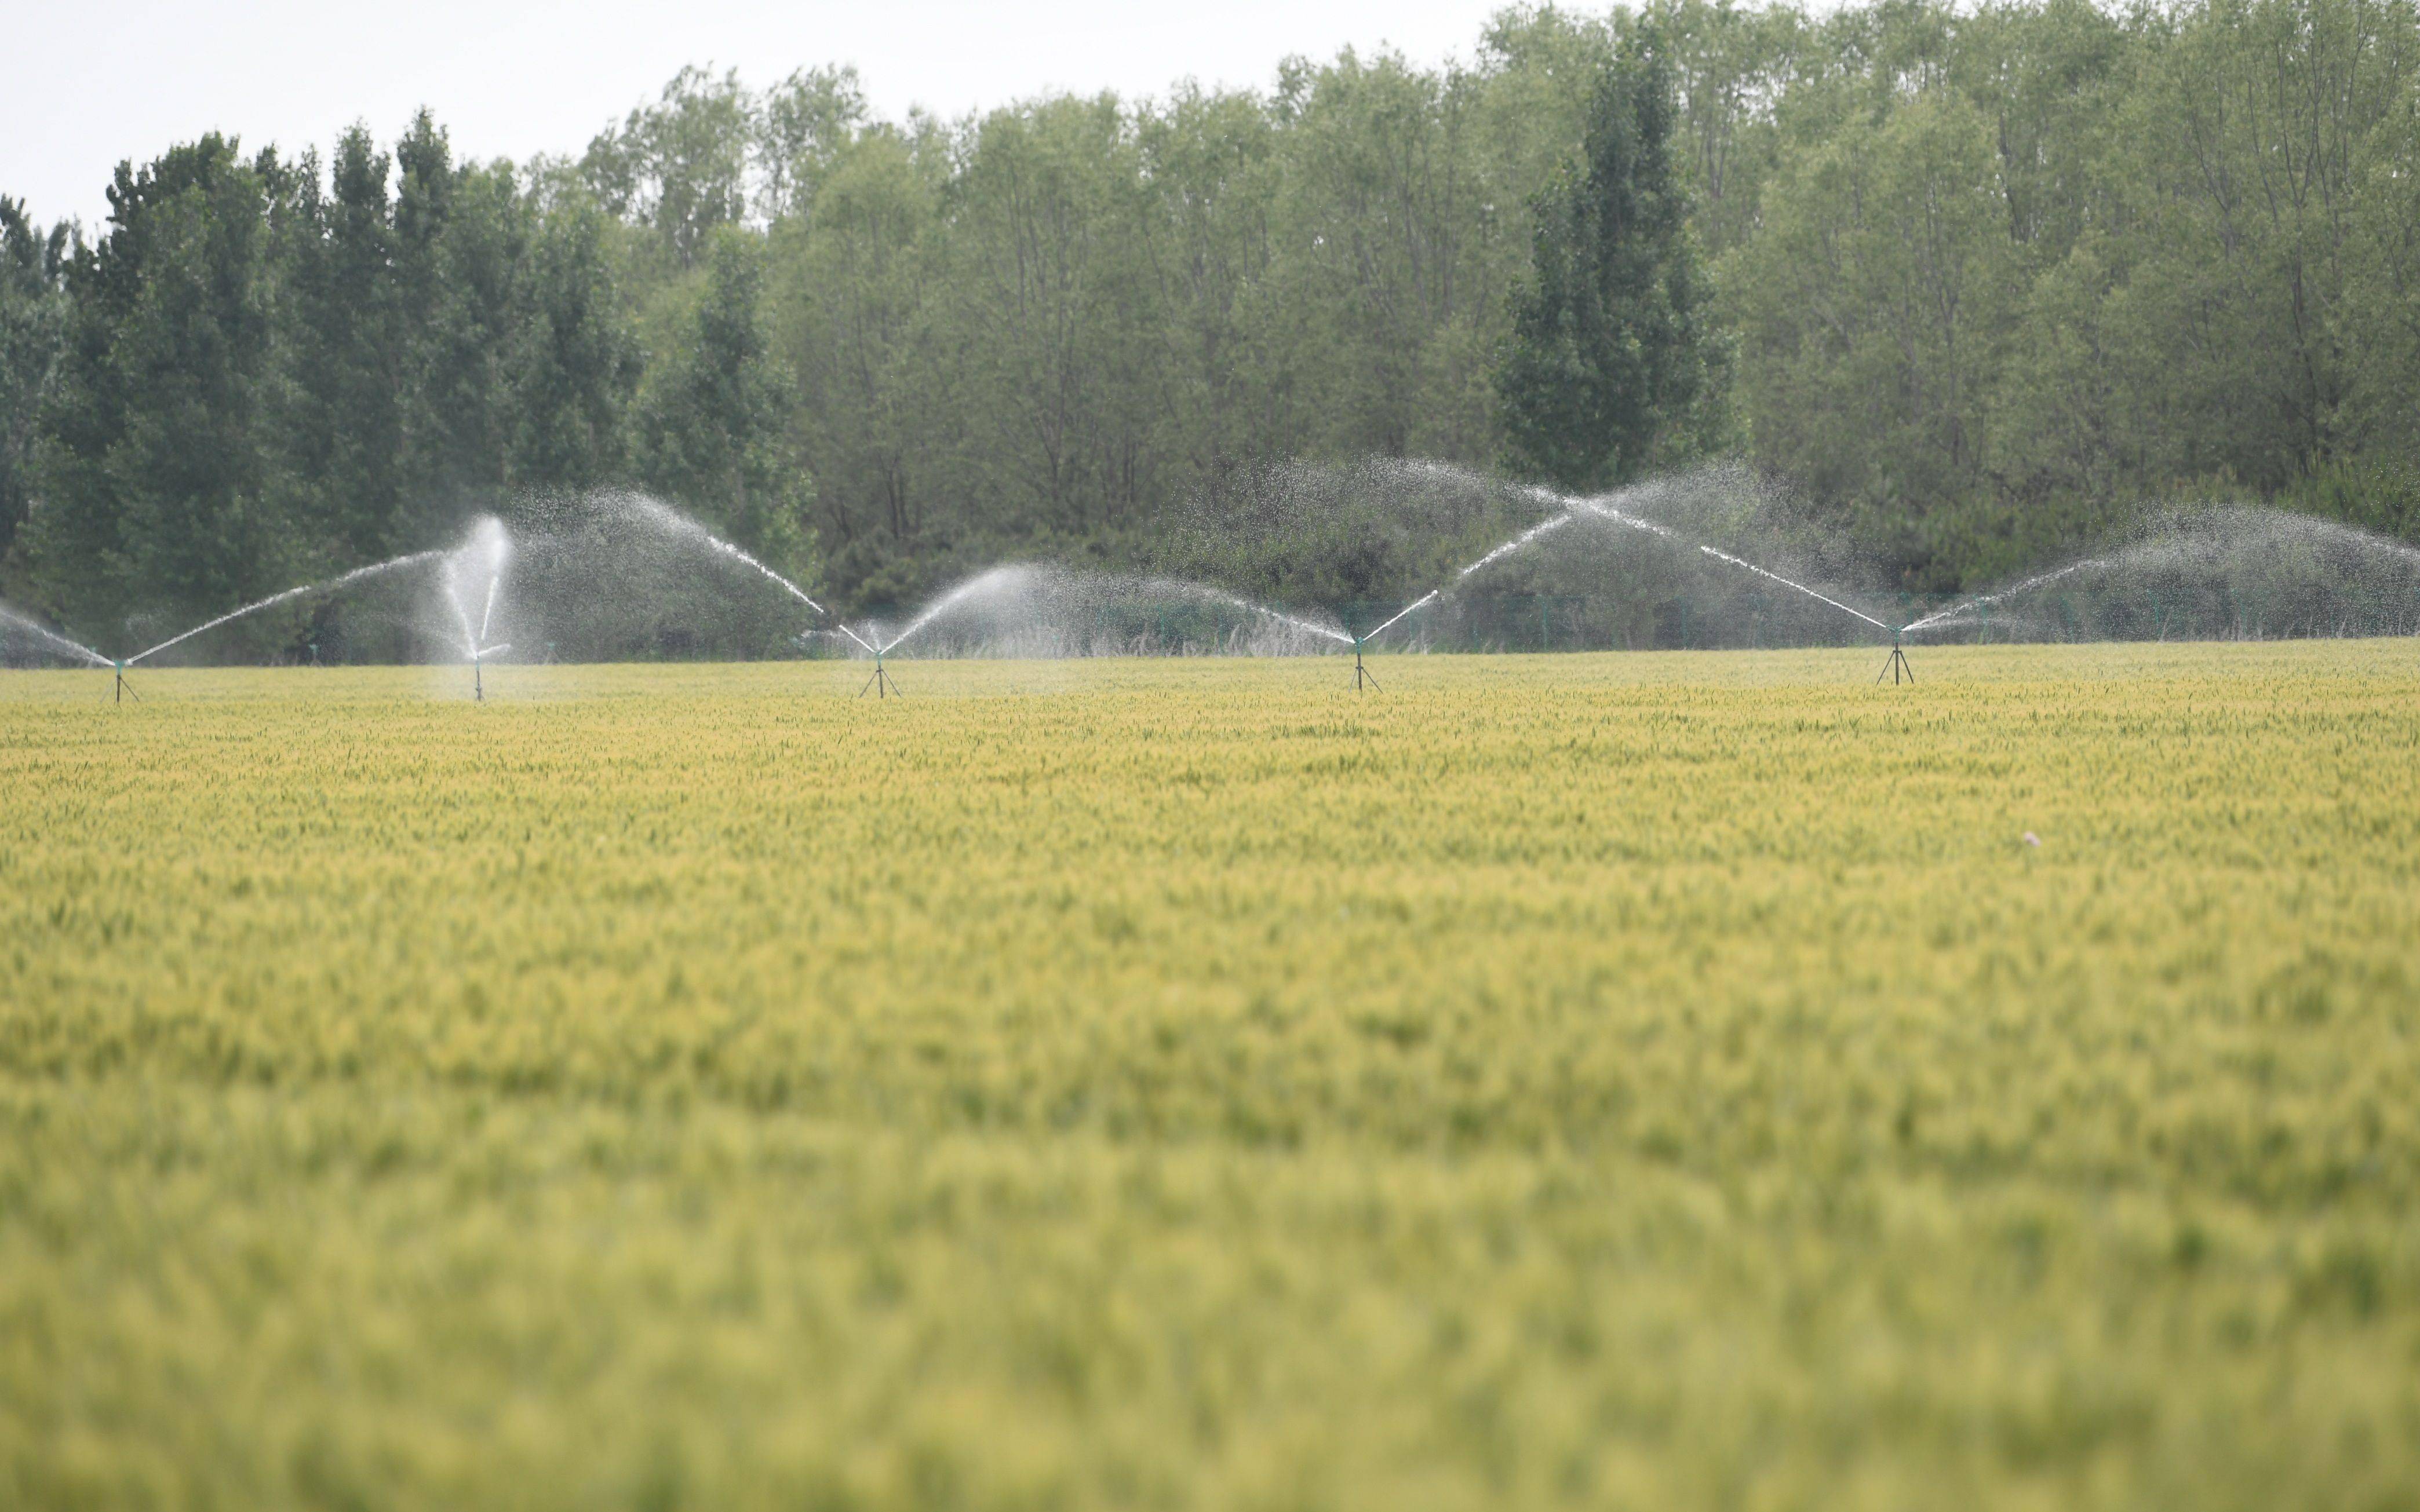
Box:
3;645;2418;1510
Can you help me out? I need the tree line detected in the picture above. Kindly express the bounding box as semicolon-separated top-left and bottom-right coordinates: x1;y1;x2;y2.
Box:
3;0;2417;642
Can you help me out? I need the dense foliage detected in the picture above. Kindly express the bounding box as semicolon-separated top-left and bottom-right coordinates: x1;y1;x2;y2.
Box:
2;0;2418;640
1498;28;1724;490
3;646;2417;1506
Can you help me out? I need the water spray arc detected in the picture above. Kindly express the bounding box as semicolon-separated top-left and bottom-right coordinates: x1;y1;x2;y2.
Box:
1886;509;2420;648
629;499;832;617
1;602;112;670
1561;497;1912;678
442;518;513;701
1898;560;2094;640
1360;513;1580;648
39;480;2417;700
1343;495;1914;682
624;497;896;688
1347;513;1583;684
8;553;456;701
124;551;446;670
857;563;1357;689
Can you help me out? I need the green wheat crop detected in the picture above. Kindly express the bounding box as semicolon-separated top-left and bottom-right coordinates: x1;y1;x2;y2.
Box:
2;644;2416;1510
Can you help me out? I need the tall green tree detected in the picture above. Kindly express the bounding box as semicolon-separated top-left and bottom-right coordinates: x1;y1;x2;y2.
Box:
28;137;290;633
1496;31;1721;492
509;196;637;490
0;198;72;579
771;123;939;601
393;116;531;539
635;226;814;573
1722;94;2021;574
756;65;869;224
1262;51;1493;462
933;96;1168;546
582;66;756;269
275;125;404;560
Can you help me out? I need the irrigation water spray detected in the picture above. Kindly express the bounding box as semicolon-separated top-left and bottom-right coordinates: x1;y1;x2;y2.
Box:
1339;482;1916;680
13;474;2416;700
441;518;514;700
5;552;455;701
1896;508;2420;645
1559;496;1910;677
847;567;1036;696
125;552;447;670
6;466;1918;697
0;601;111;669
475;491;2420;690
613;494;881;662
855;563;1353;688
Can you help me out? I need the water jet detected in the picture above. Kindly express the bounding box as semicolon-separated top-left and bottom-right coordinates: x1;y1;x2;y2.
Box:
1;601;112;671
126;551;445;672
441;517;514;700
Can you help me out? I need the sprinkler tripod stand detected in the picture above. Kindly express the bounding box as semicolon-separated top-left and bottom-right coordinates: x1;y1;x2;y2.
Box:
466;644;508;702
111;660;139;704
1352;636;1380;691
1876;633;1914;685
859;652;903;699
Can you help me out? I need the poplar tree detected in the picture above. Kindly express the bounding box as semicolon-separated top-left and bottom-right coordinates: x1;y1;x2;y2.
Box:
277;125;404;560
635;226;815;574
0;198;71;577
508;198;636;490
28;137;289;627
393;114;527;539
1495;32;1719;493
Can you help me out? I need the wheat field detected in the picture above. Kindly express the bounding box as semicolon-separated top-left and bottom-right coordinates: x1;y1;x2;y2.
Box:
3;644;2416;1510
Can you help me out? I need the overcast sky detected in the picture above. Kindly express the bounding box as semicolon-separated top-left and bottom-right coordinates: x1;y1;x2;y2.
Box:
5;0;1525;231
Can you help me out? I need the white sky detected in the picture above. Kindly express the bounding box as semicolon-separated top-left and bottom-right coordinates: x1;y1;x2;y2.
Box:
5;0;1526;232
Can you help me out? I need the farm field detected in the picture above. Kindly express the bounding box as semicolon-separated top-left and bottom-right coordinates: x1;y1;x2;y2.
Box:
2;643;2418;1511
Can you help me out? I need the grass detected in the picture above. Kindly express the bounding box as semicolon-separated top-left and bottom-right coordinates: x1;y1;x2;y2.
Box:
2;643;2417;1510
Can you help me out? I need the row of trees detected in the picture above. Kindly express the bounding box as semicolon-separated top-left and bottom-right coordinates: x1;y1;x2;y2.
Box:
3;0;2417;642
1711;0;2420;578
0;119;806;637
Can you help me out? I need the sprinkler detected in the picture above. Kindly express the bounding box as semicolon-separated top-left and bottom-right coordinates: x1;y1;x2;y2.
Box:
859;651;902;699
1352;636;1379;691
469;644;509;702
111;660;138;704
1877;631;1914;685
